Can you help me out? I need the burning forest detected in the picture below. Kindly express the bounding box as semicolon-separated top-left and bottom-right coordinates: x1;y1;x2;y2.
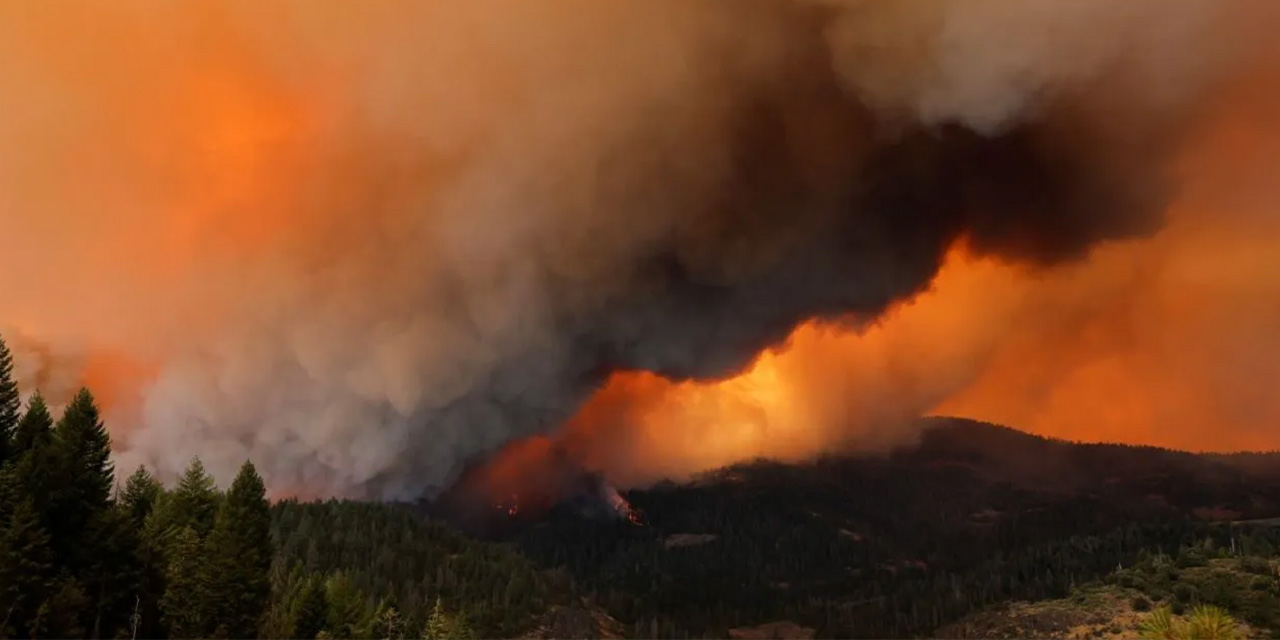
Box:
2;0;1280;509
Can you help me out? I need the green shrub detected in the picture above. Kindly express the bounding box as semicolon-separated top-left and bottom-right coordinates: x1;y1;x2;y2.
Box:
1139;606;1179;639
1186;604;1243;640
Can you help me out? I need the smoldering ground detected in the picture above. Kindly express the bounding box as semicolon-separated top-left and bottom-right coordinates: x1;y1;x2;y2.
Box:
0;1;1276;497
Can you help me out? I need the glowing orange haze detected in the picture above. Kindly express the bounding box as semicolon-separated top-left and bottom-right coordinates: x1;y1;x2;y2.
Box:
21;68;1280;483
5;2;1280;496
547;76;1280;486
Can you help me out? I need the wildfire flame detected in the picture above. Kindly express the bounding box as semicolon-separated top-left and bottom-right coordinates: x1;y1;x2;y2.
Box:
495;494;521;518
5;1;1280;505
600;483;644;526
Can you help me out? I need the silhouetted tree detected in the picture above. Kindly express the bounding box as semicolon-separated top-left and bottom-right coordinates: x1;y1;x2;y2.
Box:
160;526;213;638
0;496;53;637
0;334;18;471
121;465;163;527
292;576;329;640
206;461;273;638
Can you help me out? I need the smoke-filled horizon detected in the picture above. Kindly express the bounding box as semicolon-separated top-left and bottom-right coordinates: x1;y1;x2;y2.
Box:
2;1;1278;498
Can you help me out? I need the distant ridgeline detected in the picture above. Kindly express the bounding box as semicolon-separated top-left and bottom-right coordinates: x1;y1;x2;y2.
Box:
507;418;1280;638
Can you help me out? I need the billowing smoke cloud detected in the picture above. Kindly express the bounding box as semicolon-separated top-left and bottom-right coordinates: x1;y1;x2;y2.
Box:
0;1;1273;497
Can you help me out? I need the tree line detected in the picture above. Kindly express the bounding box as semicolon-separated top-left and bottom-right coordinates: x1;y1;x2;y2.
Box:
0;334;490;639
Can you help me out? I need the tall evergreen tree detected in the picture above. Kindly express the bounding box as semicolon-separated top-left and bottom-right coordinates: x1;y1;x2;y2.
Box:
34;574;89;639
0;333;19;471
422;597;450;640
292;576;330;640
324;571;368;639
0;497;53;637
83;505;144;639
160;526;213;639
368;600;405;640
10;392;52;459
207;460;273;638
167;458;219;538
121;465;163;527
31;388;118;636
51;388;114;527
7;394;56;526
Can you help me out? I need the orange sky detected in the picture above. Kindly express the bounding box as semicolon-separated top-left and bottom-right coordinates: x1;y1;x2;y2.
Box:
550;73;1280;485
3;2;1280;496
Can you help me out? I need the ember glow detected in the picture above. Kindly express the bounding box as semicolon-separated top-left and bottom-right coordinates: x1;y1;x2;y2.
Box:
2;1;1280;502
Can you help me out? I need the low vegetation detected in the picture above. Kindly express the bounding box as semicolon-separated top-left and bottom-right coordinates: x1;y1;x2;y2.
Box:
940;529;1280;639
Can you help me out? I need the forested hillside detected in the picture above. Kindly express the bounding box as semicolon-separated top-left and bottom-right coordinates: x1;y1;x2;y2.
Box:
0;335;560;639
7;329;1280;640
506;420;1280;638
940;525;1280;638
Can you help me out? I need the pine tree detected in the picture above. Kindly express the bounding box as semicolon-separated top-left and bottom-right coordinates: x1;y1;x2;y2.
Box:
423;597;450;640
53;388;114;506
10;392;52;459
7;394;56;528
38;387;119;636
137;490;175;640
82;505;144;639
160;526;213;639
449;610;476;640
292;576;330;640
34;574;89;639
368;600;405;640
0;497;53;637
0;333;19;471
121;465;163;527
167;458;219;538
206;460;273;637
324;572;368;639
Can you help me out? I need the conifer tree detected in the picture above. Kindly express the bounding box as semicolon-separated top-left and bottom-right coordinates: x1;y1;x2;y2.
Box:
292;576;330;640
0;334;18;471
166;458;219;538
10;392;52;459
206;460;273;637
7;394;56;525
324;571;368;639
423;597;450;640
0;497;53;637
37;388;119;637
449;610;476;640
160;526;212;639
368;599;405;640
121;465;163;527
83;505;144;639
34;574;89;639
50;389;114;553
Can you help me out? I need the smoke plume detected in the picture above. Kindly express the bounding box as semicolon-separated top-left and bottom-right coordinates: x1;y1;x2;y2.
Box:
0;1;1275;497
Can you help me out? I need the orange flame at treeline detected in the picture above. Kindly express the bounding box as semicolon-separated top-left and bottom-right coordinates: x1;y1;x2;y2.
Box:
493;76;1280;492
6;2;1280;503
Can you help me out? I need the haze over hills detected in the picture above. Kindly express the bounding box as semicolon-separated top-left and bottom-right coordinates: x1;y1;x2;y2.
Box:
8;325;1280;639
439;417;1280;638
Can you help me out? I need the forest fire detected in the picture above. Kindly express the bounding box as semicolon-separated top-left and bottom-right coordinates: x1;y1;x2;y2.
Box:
4;2;1280;503
438;434;646;531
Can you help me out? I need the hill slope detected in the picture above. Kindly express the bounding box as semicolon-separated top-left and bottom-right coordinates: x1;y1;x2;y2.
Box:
502;418;1280;638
